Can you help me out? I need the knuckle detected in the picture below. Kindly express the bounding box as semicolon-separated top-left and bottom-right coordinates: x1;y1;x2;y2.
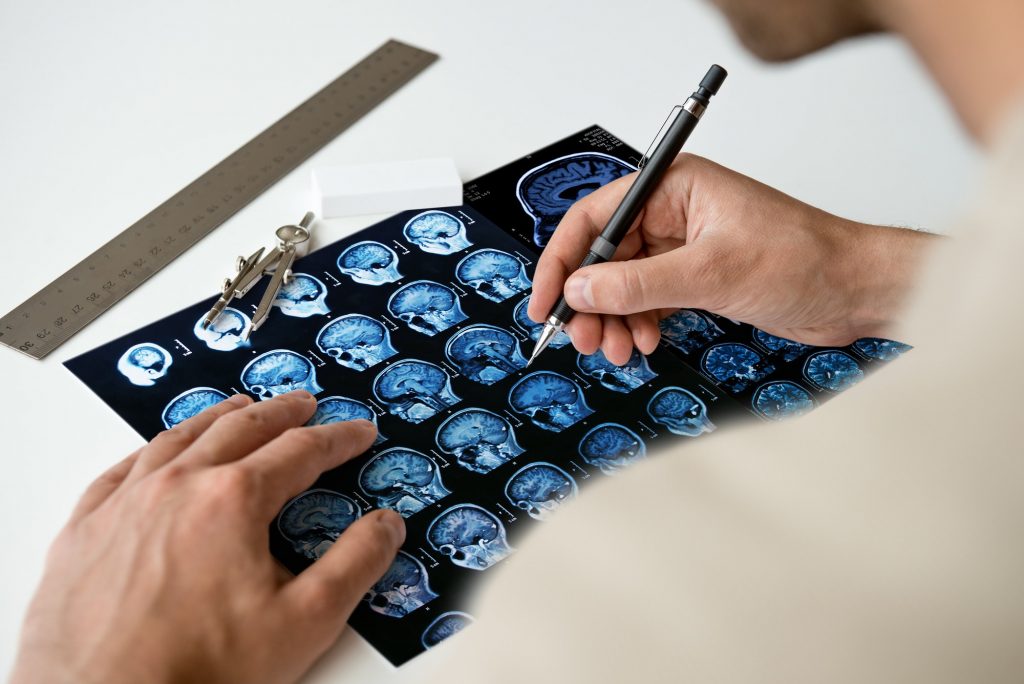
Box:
149;427;193;452
206;465;260;500
283;426;329;454
220;408;270;434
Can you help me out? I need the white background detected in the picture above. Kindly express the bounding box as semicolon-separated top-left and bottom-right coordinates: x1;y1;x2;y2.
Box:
0;0;978;680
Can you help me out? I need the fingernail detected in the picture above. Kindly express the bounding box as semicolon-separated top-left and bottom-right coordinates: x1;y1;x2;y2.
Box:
228;393;250;405
290;390;315;402
378;509;406;547
565;275;594;309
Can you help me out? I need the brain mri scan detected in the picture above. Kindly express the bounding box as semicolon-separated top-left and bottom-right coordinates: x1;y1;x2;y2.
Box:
193;307;252;351
516;152;635;247
241;350;323;400
358;447;451;517
117;342;172;386
701;343;776;393
504;462;578;521
309;396;386;444
161;387;228;428
803;350;864;392
509;371;594;432
647;387;716;437
337;240;403;285
403;210;473;255
387;280;468;336
372;359;461;424
435;408;524;474
455;249;531;303
752;381;816;421
444;324;527;385
577;348;657;393
426;504;513;571
315;314;398;371
364;551;439;618
853;337;912;361
753;329;811;362
271;273;330;318
658;309;724;354
422;611;474;649
512;295;570;349
276;489;361;561
578;423;646;475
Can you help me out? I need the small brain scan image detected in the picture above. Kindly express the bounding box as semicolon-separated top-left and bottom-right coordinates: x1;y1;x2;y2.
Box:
116;342;172;387
422;611;474;649
659;309;725;354
337;240;402;286
161;387;228;429
803;350;864;392
402;210;473;255
509;371;594;432
512;295;570;349
504;462;578;521
364;551;438;618
358;447;451;518
426;504;514;571
387;280;468;336
577;348;657;393
516;152;635;247
372;359;461;424
309;396;386;445
647;387;716;437
315;314;398;371
241;349;323;400
193;307;252;352
272;273;330;318
276;489;361;561
578;423;646;475
445;324;527;385
753;329;811;362
436;408;524;474
455;248;531;303
701;343;776;393
853;337;912;361
752;381;816;421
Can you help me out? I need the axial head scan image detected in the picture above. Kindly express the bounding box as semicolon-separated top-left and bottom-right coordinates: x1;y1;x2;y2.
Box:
504;462;578;521
444;324;527;385
512;295;570;349
577;348;657;393
358;447;451;517
402;210;473;255
117;342;172;387
337;240;403;285
161;387;228;429
193;307;252;352
372;359;461;424
426;504;513;571
752;381;816;421
647;387;716;437
422;611;474;649
701;343;776;393
753;329;812;362
853;337;912;361
315;314;398;371
363;551;439;618
803;350;864;392
509;371;594;432
455;248;531;303
516;152;635;247
659;309;724;354
578;423;646;475
241;349;323;400
435;408;524;474
271;273;330;318
387;280;468;336
309;396;385;444
276;489;361;561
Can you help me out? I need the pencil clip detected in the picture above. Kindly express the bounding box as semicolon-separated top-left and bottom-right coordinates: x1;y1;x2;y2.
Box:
637;105;682;170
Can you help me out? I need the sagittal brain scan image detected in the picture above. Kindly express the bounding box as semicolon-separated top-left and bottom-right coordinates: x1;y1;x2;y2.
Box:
435;408;524;474
276;489;361;561
752;381;815;421
241;349;323;400
364;551;439;618
272;273;330;318
309;396;386;444
647;387;716;437
117;342;172;387
358;447;451;518
509;371;594;432
426;504;513;571
516;152;635;247
577;348;657;393
504;462;578;521
422;611;474;649
803;350;864;392
403;210;473;255
445;324;527;385
578;423;646;475
659;309;724;354
701;343;776;393
193;308;252;352
337;240;403;286
512;295;570;349
455;248;531;303
853;337;912;361
315;314;398;371
753;329;811;362
372;359;461;424
387;280;468;336
161;387;228;429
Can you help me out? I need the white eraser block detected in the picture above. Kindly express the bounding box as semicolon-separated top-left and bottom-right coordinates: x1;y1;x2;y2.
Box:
312;158;463;218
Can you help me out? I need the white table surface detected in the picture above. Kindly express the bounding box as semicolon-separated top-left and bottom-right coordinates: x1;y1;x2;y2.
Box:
0;1;979;679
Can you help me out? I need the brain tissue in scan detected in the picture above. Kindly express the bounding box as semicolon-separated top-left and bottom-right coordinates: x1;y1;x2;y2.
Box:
753;329;811;362
193;308;252;352
513;295;570;349
161;387;228;428
241;350;323;400
509;371;594;432
403;210;473;255
577;348;657;393
853;337;912;361
337;240;402;286
701;343;776;393
647;387;716;437
659;309;724;354
516;152;635;247
372;359;461;424
117;342;172;386
752;381;815;421
358;447;451;517
309;396;386;444
436;408;524;474
422;611;474;649
364;551;438;618
276;489;361;561
505;462;578;521
388;280;468;336
803;350;864;392
272;273;330;318
445;324;527;385
578;423;646;475
316;314;397;371
427;504;513;571
455;249;531;303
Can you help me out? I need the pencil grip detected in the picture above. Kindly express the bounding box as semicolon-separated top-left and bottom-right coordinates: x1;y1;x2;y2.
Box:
551;250;605;324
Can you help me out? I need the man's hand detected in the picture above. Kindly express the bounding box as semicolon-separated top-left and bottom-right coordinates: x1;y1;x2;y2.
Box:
529;154;935;364
11;391;404;684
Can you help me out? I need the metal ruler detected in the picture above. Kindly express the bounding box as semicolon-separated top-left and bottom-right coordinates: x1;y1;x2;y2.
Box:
0;39;438;360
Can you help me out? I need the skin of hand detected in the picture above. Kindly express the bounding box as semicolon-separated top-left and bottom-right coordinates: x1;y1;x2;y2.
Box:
528;153;935;365
10;391;405;684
